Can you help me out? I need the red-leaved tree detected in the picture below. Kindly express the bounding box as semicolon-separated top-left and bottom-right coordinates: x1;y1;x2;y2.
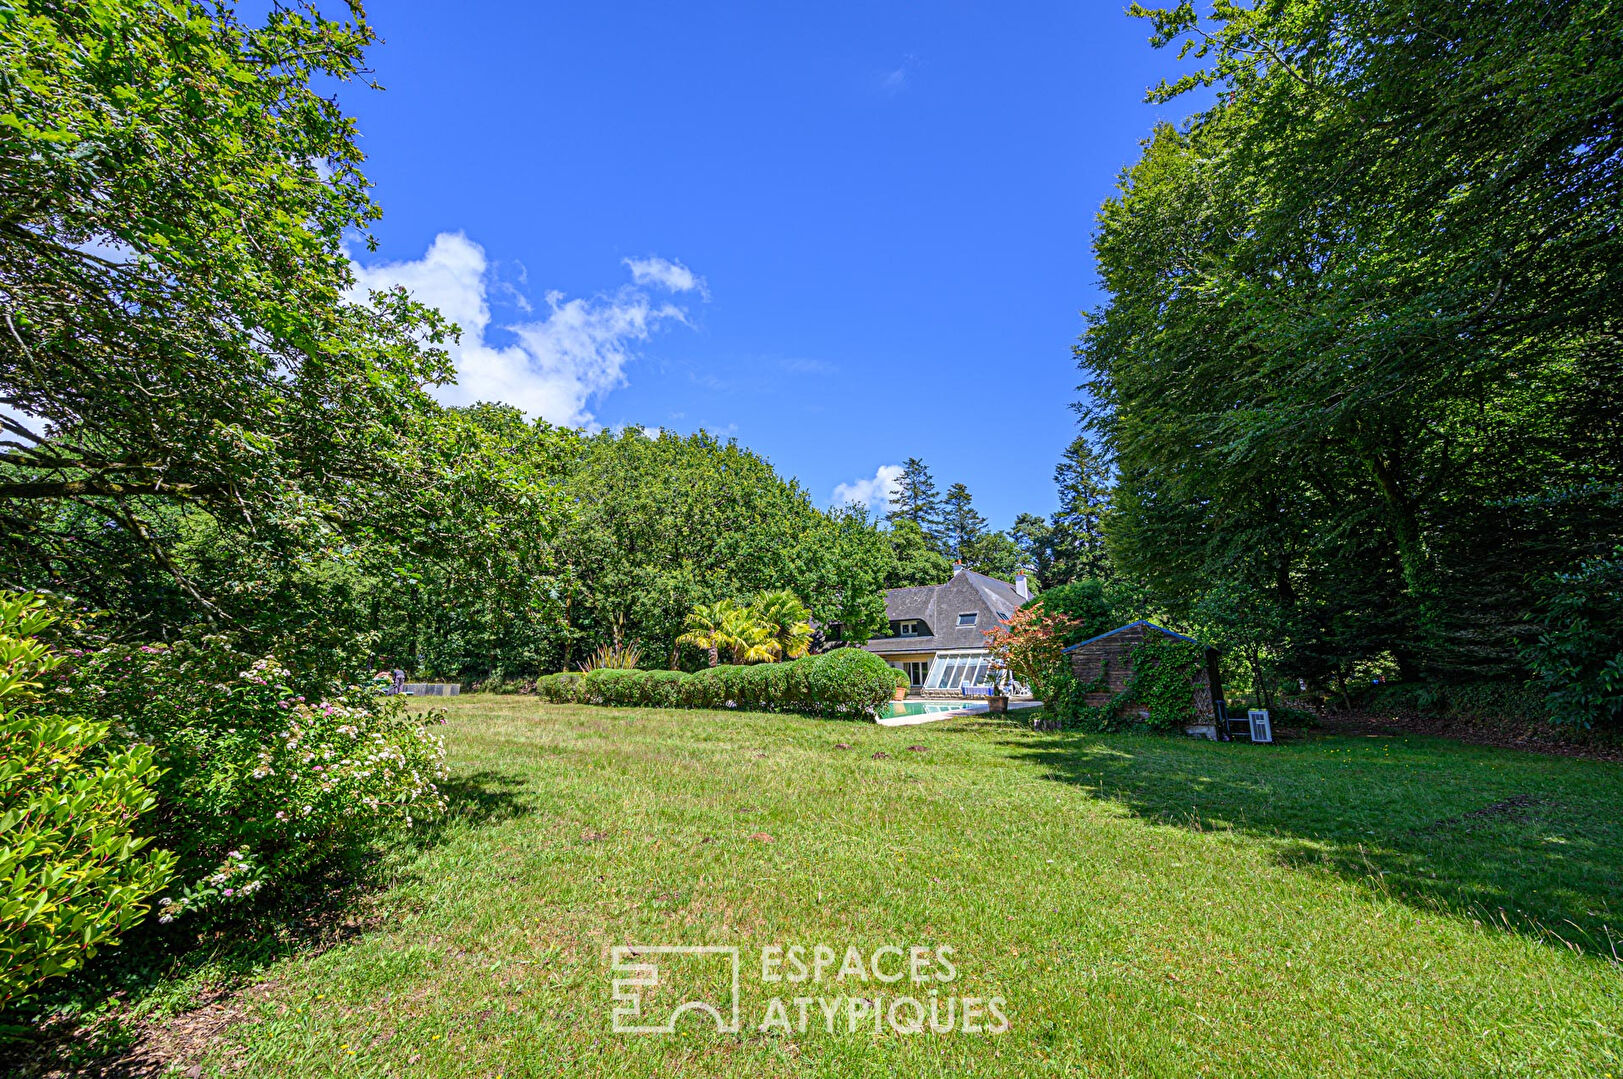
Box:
983;607;1078;690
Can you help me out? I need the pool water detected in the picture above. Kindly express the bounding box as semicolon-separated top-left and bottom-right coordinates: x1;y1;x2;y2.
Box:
880;700;985;718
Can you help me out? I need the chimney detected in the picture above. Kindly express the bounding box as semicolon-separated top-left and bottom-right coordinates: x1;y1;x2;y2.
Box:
1014;567;1029;600
952;560;964;575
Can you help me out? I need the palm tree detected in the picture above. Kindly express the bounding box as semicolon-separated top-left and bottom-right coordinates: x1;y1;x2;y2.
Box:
678;598;784;666
724;606;781;664
751;590;813;660
677;600;737;667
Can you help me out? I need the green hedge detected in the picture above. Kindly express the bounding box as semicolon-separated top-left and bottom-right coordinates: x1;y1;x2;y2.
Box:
535;649;905;719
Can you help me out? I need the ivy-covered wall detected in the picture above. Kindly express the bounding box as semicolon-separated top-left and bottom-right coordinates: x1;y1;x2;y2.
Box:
1053;623;1221;732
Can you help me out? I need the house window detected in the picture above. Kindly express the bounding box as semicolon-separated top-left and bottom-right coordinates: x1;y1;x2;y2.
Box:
897;619;922;637
957;612;977;627
902;660;929;687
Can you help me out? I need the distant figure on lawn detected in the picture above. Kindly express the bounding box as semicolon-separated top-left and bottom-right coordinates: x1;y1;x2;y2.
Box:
392;668;406;695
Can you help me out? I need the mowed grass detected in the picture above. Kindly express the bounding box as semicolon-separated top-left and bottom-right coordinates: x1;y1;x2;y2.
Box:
187;697;1621;1077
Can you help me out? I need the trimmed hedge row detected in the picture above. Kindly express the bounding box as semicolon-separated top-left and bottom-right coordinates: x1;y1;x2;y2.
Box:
536;648;907;719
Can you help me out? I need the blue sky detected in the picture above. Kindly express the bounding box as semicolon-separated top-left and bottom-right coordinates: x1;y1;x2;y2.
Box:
346;2;1201;530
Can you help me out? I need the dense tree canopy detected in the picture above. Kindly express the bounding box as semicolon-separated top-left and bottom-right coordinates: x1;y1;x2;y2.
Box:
1081;0;1623;701
0;0;454;623
884;519;953;588
546;428;894;674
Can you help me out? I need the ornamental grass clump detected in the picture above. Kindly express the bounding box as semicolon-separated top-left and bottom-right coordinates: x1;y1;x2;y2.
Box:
68;636;449;921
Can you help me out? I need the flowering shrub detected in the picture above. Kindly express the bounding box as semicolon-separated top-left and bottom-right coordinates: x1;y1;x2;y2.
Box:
67;636;448;920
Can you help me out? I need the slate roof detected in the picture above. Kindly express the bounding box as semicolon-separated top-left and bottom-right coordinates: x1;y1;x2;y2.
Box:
865;569;1028;655
1059;620;1203;654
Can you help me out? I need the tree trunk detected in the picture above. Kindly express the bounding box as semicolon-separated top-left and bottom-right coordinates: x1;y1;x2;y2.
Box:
1364;445;1441;675
1248;645;1272;710
1366;450;1429;597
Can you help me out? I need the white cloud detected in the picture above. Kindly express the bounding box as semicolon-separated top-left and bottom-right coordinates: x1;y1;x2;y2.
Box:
350;233;696;428
623;255;708;298
832;464;904;513
880;54;918;95
779;357;838;376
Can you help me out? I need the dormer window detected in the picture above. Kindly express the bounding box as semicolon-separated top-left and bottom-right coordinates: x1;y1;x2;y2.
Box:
957;612;978;627
897;619;922;637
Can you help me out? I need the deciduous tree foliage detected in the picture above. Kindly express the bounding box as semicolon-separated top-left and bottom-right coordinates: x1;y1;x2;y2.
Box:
546;428;895;674
1081;0;1623;696
0;0;454;618
884;518;953;588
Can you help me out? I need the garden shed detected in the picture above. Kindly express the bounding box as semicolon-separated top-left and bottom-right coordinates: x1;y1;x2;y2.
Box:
1064;621;1225;736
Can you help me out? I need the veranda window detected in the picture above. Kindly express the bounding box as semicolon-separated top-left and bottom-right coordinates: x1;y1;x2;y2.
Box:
925;651;991;690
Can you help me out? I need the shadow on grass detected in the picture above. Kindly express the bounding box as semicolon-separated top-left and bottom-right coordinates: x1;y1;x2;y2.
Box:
0;768;532;1076
424;767;535;837
996;724;1623;962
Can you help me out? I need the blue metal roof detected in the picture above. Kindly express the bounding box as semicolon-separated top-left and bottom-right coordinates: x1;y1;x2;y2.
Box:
1061;619;1204;654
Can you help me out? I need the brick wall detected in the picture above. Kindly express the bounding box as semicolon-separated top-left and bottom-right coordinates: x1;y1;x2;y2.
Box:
1069;624;1146;707
1068;625;1220;720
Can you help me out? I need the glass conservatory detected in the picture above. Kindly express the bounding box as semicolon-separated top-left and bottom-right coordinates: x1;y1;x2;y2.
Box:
923;650;993;690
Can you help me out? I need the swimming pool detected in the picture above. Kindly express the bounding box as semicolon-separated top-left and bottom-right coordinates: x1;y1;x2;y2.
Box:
879;700;986;719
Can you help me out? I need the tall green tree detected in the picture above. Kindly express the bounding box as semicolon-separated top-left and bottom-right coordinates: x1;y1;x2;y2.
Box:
1008;513;1053;585
941;483;987;566
360;405;574;681
884;519;953;589
964;531;1022;582
1080;0;1623;687
1047;437;1113;585
885;458;945;549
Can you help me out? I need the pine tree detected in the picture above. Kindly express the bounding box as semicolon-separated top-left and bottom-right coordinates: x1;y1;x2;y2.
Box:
1048;437;1112;583
885;457;945;549
1009;512;1055;586
942;483;988;566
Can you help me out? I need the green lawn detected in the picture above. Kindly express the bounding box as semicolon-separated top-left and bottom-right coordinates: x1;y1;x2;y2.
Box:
70;698;1623;1076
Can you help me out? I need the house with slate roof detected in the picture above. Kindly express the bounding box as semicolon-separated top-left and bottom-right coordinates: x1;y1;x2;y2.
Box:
861;564;1033;696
